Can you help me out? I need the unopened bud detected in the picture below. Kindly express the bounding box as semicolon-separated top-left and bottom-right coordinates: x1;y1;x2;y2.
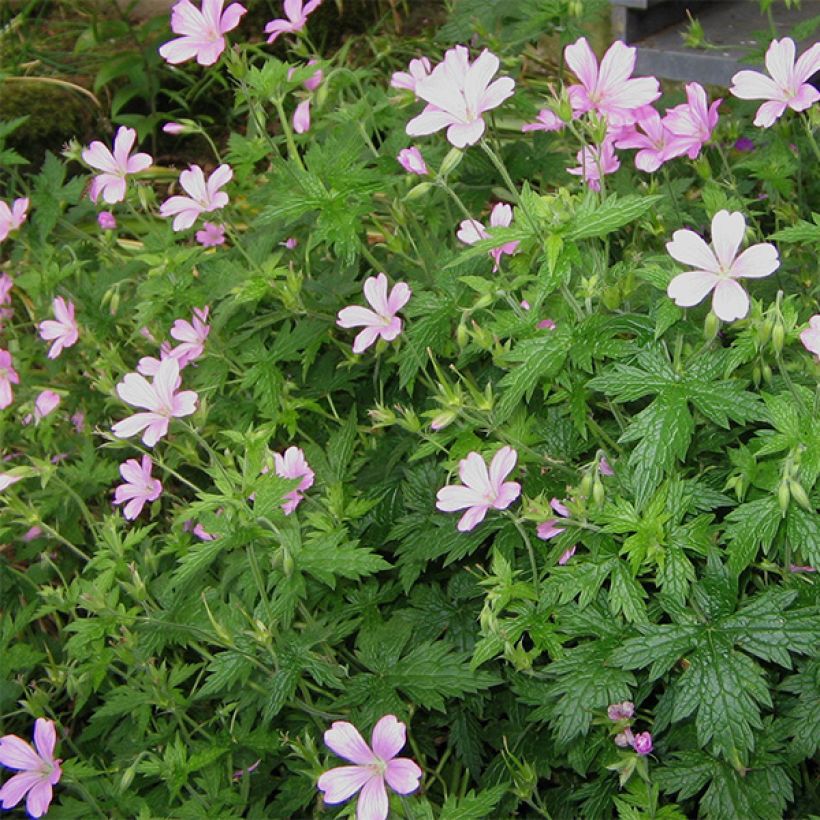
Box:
439;147;463;177
778;481;791;515
456;322;469;348
704;311;719;340
772;322;785;354
579;473;593;498
405;182;432;201
474;293;494;310
757;318;773;345
592;477;605;506
762;363;772;383
789;480;811;511
282;549;295;578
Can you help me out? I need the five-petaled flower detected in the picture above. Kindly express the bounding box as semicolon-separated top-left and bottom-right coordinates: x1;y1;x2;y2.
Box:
800;315;820;361
336;273;411;354
406;46;515;148
662;82;721;159
38;297;79;359
272;446;314;514
0;350;19;410
160;164;232;231
436;446;521;531
196;222;225;247
666;210;779;322
170;307;211;368
264;0;322;44
614;108;686;172
0;718;62;819
159;0;247;67
0;197;29;243
82;127;152;204
457;202;520;271
317;715;422;820
114;455;163;520
112;357;198;447
391;57;431;94
730;37;820;128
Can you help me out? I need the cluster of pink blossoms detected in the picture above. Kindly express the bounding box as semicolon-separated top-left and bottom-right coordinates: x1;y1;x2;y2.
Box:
608;701;653;756
457;203;520;272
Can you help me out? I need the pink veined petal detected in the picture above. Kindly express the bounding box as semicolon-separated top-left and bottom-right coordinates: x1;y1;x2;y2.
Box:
357;775;389;820
160;195;200;217
100;176;127;204
537;520;564;540
201;0;223;29
457;219;487;245
153;358;182;411
337;305;381;329
478;76;515;114
386;282;412;314
488;446;517;490
790;83;820;111
446;118;486;148
754;99;789;127
112;412;161;441
605;76;661;112
764;38;796;88
492;481;521;510
0;736;42;771
82;142;118;173
141;416;171;447
117;372;161;411
414;70;468;121
125;151;153;174
384;758;422;795
122;496;148;520
667;270;720;307
220;2;247;32
370;715;406;761
32;720;56;764
317;765;373;804
459;452;493;496
324;722;376;766
118;457;146;486
712;278;750;322
729;69;782;101
794;42;820;84
264;20;293;42
462;49;500;114
406;107;458;137
436;484;484;512
666;229;719;273
550;498;570;517
731;243;779;279
489;203;512;228
378;316;402;342
207;163;233;194
112;127;137;169
0;771;41;810
710;210;746;271
352;326;382;354
180;165;208;200
564;37;598;91
596;40;637;96
160;37;202;64
171;389;198;418
457;504;489;532
170;0;204;35
363;273;391;316
284;0;304;20
26;779;55;818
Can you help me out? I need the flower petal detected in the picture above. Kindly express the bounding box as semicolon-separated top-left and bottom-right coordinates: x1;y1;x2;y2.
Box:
457;504;488;531
317;765;373;804
384;758;422;795
667;271;719;308
488;446;517;491
712;278;750;322
324;722;376;765
666;229;719;273
0;771;40;810
370;715;405;761
710;210;745;271
0;736;41;771
731;243;779;279
32;720;56;765
357;773;389;820
435;485;483;512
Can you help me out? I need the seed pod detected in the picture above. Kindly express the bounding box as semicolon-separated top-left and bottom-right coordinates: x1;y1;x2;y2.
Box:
282;548;295;578
405;182;433;201
757;318;773;345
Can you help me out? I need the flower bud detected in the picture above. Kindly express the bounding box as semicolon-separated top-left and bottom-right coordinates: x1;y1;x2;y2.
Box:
456;322;469;348
404;182;433;201
282;548;295;578
789;480;812;511
593;477;605;506
631;731;653;756
439;147;463;177
772;322;785;354
704;311;719;340
778;481;791;515
757;318;773;345
762;363;772;383
579;473;593;498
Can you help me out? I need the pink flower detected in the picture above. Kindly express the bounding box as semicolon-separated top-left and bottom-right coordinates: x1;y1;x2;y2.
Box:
163;122;187;135
282;237;298;249
114;455;162;519
662;82;721;159
391;57;432;93
666;210;779;322
614;730;632;748
288;60;323;91
522;108;565;132
537;497;570;541
614;108;686;172
317;715;422;820
0;273;13;328
71;411;85;433
336;273;411;354
183;519;216;540
0;473;23;492
598;457;614;476
436;446;521;531
196;221;226;246
730;38;820;127
273;446;314;514
112;357;198;447
265;0;322;43
799;314;820;360
631;732;653;756
0;198;29;242
82;127;152;204
38;297;79;359
537;318;556;331
138;342;174;377
292;99;311;134
232;760;260;781
567;138;620;191
34;390;60;423
564;37;660;125
457;202;519;271
608;701;635;721
407;46;515;148
159;0;247;66
160;164;232;231
170;307;210;367
790;564;817;573
734;137;755;152
397;147;428;175
23;526;43;542
0;718;62;818
0;350;18;410
97;210;117;230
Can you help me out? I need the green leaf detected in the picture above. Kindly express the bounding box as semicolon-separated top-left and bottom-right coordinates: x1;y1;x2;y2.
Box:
609;563;648;624
440;785;509;820
566;194;663;241
722;496;781;574
768;215;820;244
785;505;820;568
298;532;391;587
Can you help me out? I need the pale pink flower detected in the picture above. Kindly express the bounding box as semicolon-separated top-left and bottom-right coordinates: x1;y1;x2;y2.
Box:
0;198;29;242
608;701;635;721
730;38;820;127
170;307;210;367
0;718;61;819
391;57;432;94
662;83;721;159
34;390;60;423
397;147;428;175
288;60;323;91
436;446;521;531
614;730;632;748
82;127;152;204
0;473;22;492
520;300;530;310
521;108;565;132
183;519;216;540
567;138;620;191
666;210;779;322
537;318;556;331
790;564;817;573
564;37;660;124
632;732;653;756
407;46;515;148
138;342;174;377
558;546;576;565
163;122;187;135
196;221;226;247
273;446;314;514
336;273;411;354
114;455;162;519
599;457;614;476
292;99;311;134
159;0;247;66
457;202;519;271
160;164;232;231
0;350;18;410
265;0;322;43
614;108;687;172
537;497;569;541
232;760;260;781
282;237;298;249
112;357;198;447
98;210;117;230
799;315;820;360
23;526;43;542
0;273;13;327
38;297;79;359
317;715;422;820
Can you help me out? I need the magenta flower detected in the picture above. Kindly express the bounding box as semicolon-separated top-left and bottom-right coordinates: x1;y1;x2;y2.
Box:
406;46;515;148
608;701;635;721
282;237;298;250
273;446;314;514
0;197;29;243
71;411;85;433
38;297;79;359
170;307;210;367
456;202;519;271
0;350;19;410
436;446;521;531
615;108;686;172
564;37;660;125
537;497;570;541
292;99;311;134
159;0;246;66
391;57;432;94
112;357;198;447
800;315;820;360
397;147;428;175
336;273;411;354
82;127;152;204
734;137;755;152
34;390;60;423
97;210;117;230
196;221;226;247
632;732;653;756
730;38;820;127
522;108;565;133
0;718;61;819
160;164;232;231
567;138;620;191
666;210;779;322
317;715;422;820
264;0;322;43
662;82;721;159
114;455;163;520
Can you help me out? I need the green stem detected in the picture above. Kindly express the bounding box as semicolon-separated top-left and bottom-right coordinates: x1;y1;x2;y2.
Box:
801;114;820;163
273;97;306;171
507;513;540;596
